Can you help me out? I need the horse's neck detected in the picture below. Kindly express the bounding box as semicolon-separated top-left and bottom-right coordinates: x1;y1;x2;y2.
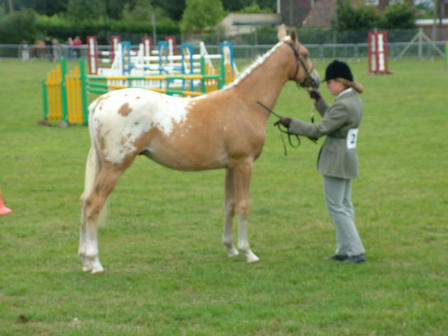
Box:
233;46;292;114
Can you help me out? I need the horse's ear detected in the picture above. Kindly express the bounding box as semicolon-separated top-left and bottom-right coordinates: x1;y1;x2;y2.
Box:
290;29;298;42
278;24;287;41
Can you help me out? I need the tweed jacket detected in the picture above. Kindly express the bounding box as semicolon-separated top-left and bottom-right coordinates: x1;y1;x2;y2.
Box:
288;89;363;179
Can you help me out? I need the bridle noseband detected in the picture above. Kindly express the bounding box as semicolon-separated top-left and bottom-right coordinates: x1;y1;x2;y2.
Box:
283;40;316;88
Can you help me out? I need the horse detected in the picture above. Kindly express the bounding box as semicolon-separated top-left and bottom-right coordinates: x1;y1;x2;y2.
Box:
30;40;46;59
78;26;320;274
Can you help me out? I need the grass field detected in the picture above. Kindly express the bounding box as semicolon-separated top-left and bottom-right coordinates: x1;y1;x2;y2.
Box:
1;56;447;335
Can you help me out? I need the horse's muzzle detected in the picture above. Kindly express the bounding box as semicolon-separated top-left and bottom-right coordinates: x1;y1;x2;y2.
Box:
299;72;320;89
309;72;320;89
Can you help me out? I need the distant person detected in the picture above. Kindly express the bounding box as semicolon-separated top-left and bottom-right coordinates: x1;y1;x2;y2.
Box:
73;36;82;58
52;38;60;61
67;37;74;59
44;36;53;61
21;40;30;61
276;60;366;263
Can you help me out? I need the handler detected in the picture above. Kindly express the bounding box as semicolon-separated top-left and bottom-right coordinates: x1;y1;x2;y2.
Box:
276;60;366;263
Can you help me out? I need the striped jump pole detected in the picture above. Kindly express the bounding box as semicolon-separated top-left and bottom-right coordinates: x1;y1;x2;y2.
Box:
86;72;222;97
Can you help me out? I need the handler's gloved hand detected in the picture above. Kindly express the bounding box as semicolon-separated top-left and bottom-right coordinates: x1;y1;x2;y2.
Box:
308;89;322;102
274;117;291;128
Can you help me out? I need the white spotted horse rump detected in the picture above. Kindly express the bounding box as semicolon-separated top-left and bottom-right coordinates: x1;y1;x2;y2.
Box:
90;88;193;165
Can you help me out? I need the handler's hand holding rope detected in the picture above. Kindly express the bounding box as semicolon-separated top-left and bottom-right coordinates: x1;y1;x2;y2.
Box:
257;100;317;156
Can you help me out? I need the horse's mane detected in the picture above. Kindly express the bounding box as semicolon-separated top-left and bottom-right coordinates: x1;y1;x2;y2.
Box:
223;37;291;91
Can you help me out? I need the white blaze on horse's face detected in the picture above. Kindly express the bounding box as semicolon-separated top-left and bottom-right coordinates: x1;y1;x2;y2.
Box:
91;88;191;164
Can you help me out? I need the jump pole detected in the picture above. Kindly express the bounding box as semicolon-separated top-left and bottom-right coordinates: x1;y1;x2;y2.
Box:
60;58;68;126
368;31;390;74
79;58;88;125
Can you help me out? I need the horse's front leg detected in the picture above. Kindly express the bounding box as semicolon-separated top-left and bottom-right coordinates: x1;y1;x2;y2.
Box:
232;158;259;263
223;168;239;257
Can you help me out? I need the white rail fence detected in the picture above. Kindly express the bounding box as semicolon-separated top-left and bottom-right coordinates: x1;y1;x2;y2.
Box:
1;40;446;62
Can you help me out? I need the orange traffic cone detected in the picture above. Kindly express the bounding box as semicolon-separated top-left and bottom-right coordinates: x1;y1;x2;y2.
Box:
0;191;13;215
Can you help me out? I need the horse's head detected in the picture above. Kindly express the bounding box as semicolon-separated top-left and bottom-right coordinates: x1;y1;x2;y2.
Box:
278;25;320;89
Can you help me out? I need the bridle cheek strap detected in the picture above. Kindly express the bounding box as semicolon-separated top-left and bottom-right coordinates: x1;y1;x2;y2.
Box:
283;40;313;87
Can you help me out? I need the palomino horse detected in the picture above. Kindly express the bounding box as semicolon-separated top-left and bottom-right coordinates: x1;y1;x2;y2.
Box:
79;26;320;274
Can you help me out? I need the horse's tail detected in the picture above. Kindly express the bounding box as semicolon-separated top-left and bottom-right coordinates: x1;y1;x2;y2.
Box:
81;99;108;224
81;146;99;202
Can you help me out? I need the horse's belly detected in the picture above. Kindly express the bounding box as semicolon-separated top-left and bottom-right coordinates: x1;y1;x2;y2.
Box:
143;134;228;171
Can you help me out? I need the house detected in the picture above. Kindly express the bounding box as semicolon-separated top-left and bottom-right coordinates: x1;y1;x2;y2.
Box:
276;0;312;27
220;13;282;36
277;0;420;28
301;0;337;28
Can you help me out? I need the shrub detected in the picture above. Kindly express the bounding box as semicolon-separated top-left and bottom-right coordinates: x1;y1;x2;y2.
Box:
0;9;37;43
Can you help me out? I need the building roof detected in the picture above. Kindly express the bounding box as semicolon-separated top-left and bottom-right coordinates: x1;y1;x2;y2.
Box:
220;13;283;36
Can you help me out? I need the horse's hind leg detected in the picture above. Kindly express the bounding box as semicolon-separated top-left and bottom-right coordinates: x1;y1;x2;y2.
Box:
80;164;124;274
223;168;239;257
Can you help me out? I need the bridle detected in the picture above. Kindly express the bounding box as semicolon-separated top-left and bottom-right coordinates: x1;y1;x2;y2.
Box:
283;40;316;88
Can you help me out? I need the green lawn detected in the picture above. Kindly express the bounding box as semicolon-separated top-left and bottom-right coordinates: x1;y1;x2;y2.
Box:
0;57;447;335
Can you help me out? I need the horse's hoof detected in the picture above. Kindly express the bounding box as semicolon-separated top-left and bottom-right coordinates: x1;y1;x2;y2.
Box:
223;242;239;258
228;247;239;258
90;260;104;274
245;251;260;264
247;257;260;264
91;267;105;275
81;256;93;272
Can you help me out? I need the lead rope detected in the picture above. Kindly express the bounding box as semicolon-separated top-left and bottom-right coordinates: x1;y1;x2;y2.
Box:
310;104;316;124
257;101;303;156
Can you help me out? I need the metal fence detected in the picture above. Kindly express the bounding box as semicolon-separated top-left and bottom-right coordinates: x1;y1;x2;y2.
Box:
1;40;446;62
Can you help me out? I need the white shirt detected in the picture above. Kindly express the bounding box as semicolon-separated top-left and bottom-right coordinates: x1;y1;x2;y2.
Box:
337;87;353;98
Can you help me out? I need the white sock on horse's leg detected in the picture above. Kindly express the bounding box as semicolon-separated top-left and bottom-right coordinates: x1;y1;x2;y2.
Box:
80;204;104;274
223;205;239;257
237;217;260;263
223;235;239;257
84;230;104;274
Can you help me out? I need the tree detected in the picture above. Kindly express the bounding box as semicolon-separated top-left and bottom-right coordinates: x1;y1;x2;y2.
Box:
333;0;380;31
0;8;36;43
151;0;186;21
415;0;434;18
67;0;107;20
181;0;225;32
239;1;272;13
379;3;416;29
20;0;67;16
222;0;274;12
123;0;165;21
222;0;253;11
106;0;128;20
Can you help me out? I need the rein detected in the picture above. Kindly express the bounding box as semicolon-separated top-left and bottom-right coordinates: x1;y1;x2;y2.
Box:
257;101;303;156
